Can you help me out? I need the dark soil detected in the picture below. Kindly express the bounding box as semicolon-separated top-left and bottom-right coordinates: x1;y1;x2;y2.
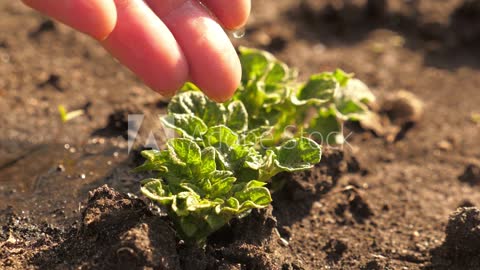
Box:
1;0;480;269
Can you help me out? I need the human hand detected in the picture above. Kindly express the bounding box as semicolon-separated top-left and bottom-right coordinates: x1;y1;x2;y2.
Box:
22;0;251;101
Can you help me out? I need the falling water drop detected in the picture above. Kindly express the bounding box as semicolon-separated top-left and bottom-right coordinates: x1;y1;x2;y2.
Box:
232;28;245;39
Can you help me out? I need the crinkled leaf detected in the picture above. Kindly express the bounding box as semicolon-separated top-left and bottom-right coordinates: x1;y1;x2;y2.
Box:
167;138;201;166
203;125;238;148
295;73;337;105
307;106;343;145
133;150;169;173
161;113;208;139
199;147;216;176
265;62;289;85
236;186;272;207
243;126;273;145
205;214;227;231
246;180;268;188
233;82;266;123
140;178;173;204
332;69;353;87
336;78;375;104
227;101;248;132
336;99;369;120
275;137;322;171
168;91;227;126
209;176;236;198
239;47;270;83
226;197;240;209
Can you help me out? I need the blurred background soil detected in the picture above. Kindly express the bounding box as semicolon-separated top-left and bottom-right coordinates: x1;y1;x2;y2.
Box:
1;0;480;269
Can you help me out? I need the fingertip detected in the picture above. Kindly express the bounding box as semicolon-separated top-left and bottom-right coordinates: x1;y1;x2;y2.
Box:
91;2;117;40
102;0;188;96
202;0;251;30
22;0;117;40
196;54;241;103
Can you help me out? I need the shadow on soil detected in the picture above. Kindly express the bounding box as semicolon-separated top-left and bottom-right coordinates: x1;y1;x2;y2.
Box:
281;0;480;70
271;150;344;228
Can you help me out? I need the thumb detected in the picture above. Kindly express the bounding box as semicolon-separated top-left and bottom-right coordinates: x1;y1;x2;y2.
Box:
22;0;117;40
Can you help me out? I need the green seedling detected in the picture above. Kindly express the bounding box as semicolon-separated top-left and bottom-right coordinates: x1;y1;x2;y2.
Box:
471;112;480;124
58;105;84;123
136;47;375;245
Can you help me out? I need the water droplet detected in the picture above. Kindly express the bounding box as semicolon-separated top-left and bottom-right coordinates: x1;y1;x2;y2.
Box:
232;28;245;39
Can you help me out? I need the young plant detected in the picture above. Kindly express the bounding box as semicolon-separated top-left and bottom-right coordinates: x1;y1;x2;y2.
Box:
233;47;376;144
136;47;375;245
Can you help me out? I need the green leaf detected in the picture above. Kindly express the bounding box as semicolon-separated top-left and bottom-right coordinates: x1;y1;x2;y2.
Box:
337;78;375;104
275;137;322;171
295;73;337;105
333;78;375;121
179;216;199;237
167;138;201;166
168;91;227;127
180;82;201;92
239;47;270;82
265;62;289;85
140;178;173;204
226;197;240;209
226;101;248;132
336;99;368;120
236;186;272;207
209;176;236;198
133;150;169;173
203;125;238;148
233;81;266;124
243;126;273;145
246;180;268;188
199;147;216;176
332;69;353;87
307;106;343;145
161;113;208;139
205;214;227;231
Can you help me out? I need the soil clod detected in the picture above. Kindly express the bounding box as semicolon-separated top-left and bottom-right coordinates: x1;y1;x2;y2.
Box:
445;207;480;254
37;74;64;91
29;20;56;39
323;238;348;262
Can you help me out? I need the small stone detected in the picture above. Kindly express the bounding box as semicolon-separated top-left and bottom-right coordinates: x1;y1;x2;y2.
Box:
436;140;452;151
279;237;289;246
56;164;65;172
382;90;424;126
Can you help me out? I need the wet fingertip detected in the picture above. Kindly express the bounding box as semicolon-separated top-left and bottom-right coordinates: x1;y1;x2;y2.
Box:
93;11;118;41
210;93;233;103
202;79;240;103
153;89;177;99
203;0;251;30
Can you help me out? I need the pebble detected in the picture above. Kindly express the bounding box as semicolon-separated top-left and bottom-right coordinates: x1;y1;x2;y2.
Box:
436;140;452;151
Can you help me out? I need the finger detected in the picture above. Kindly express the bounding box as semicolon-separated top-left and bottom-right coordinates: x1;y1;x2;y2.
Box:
101;0;188;95
201;0;251;30
21;0;117;40
147;0;241;102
